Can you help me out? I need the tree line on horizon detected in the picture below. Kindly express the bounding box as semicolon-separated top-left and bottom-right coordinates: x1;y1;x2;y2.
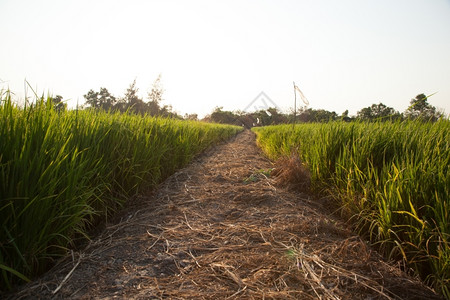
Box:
204;93;445;127
49;77;444;127
50;75;181;118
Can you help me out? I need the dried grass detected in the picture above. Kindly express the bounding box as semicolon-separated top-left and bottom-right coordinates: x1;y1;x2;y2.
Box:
271;153;311;192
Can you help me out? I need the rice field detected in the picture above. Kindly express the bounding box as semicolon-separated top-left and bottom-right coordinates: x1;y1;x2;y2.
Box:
0;91;242;291
253;121;449;297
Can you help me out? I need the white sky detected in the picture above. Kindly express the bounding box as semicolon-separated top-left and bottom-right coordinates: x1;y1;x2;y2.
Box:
1;0;450;118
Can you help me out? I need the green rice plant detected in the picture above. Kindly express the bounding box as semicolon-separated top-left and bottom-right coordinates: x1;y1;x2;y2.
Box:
0;90;242;291
253;120;449;298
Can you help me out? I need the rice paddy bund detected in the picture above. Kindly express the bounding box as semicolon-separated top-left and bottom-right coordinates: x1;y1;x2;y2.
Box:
0;92;242;291
253;121;449;298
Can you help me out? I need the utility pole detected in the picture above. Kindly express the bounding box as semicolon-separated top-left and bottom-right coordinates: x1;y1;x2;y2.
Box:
292;82;309;127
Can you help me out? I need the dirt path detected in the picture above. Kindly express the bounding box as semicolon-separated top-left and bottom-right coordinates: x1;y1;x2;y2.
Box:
11;130;440;299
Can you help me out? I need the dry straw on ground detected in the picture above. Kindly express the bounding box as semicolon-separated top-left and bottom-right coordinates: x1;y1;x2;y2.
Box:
271;153;311;192
7;130;441;300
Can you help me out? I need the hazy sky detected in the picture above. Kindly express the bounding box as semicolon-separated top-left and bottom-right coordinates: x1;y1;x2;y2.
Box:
1;0;450;117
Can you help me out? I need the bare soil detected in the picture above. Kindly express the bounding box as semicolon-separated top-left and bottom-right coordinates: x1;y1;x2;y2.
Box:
8;130;441;299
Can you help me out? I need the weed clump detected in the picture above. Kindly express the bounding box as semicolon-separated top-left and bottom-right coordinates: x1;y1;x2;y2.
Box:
271;153;310;192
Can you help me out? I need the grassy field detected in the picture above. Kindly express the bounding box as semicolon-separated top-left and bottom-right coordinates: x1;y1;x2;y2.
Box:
0;91;242;291
253;121;449;297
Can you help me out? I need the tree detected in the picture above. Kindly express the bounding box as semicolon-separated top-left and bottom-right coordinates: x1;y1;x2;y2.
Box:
147;74;164;116
341;110;351;122
233;110;254;128
84;89;99;109
356;106;373;121
312;109;338;122
296;107;338;123
253;110;272;126
123;79;146;114
266;107;288;124
184;113;198;121
50;95;66;112
83;88;116;110
404;93;442;121
159;104;180;118
210;107;240;125
357;103;399;121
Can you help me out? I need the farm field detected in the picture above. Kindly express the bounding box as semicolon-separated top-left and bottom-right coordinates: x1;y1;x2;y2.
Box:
1;89;447;299
0;92;242;291
4;130;441;299
253;121;449;298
